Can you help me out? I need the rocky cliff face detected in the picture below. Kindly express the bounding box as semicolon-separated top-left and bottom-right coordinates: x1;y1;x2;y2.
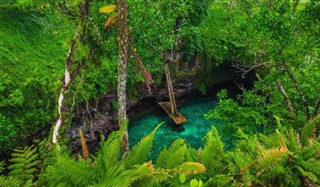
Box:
67;78;199;153
66;58;247;153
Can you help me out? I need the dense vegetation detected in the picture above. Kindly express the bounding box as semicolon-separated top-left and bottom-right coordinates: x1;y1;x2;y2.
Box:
0;0;319;186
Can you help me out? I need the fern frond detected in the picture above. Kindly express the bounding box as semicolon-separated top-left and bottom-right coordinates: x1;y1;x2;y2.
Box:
235;129;259;159
258;165;287;183
96;119;129;171
0;161;5;173
200;127;225;175
125;123;161;167
227;150;253;174
238;172;252;187
204;174;233;186
254;143;288;176
8;145;40;183
296;166;318;183
178;162;206;176
300;141;320;160
55;155;98;186
299;160;320;175
185;147;199;162
93;164;130;187
96;133;121;171
129;161;168;187
0;176;23;187
79;128;90;159
258;132;285;149
301;116;319;146
285;128;301;152
156;138;188;169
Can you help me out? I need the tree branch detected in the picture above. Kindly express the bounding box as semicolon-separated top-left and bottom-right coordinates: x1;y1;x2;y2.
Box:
231;62;268;78
281;59;310;120
128;34;153;94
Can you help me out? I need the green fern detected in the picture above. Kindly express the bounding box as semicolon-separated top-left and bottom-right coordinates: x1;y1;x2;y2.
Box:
124;123;162;167
285;128;301;152
8;145;40;183
296;166;318;183
129;162;169;187
95;123;126;170
300;141;320;160
54;154;98;186
235;128;258;159
254;144;288;176
185;147;199;162
129;163;154;183
299;160;320;175
200;127;225;175
301;116;319;146
92;164;130;187
258;132;285;149
0;161;5;173
0;176;23;187
177;162;206;176
156;138;188;169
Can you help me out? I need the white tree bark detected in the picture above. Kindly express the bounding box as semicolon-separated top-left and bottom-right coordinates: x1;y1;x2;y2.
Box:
52;65;71;143
118;0;129;157
52;33;77;144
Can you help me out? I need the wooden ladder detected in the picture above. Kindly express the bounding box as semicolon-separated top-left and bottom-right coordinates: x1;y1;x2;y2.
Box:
164;63;178;116
158;64;186;125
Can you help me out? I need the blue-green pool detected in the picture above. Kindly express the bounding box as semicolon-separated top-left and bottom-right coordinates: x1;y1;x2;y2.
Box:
128;94;223;159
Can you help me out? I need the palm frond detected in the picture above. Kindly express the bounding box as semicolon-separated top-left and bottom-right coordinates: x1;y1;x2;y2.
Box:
156;138;188;169
124;123;161;167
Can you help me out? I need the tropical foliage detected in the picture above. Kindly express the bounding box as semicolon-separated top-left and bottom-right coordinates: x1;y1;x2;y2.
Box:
1;116;319;186
0;0;320;186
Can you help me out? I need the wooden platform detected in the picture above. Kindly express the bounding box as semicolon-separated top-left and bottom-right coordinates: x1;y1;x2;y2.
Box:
158;102;187;125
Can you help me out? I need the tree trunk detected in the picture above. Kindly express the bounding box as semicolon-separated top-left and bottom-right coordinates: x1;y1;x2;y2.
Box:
52;34;76;144
117;0;129;157
52;0;90;143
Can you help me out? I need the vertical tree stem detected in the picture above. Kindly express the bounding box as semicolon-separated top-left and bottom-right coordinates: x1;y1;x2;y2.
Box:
117;0;129;157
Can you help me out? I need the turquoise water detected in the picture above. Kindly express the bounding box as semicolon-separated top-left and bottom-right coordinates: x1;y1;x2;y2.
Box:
128;95;223;159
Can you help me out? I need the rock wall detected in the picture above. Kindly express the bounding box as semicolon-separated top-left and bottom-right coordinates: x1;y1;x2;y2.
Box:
66;57;249;153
